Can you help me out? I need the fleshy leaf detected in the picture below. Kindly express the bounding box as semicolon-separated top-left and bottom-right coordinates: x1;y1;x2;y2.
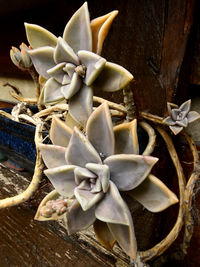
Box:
39;143;66;168
128;174;179;212
50;116;73;147
61;72;82;99
95;181;129;225
28;47;55;79
91;10;118;54
44;165;76;198
47;62;66;83
54;37;79;65
106;188;137;259
86;163;110;193
78;50;106;86
169;125;183;135
74;187;104;211
163;116;176;126
114;119;139;155
187;111;200;123
43;78;64;103
68;85;93;127
25;23;57;49
74;167;96;185
65;112;81;129
35;190;65;221
93;220;116;250
179;99;191;113
63;63;76;78
104;154;158;191
66;127;101;167
65;200;96;234
93;62;133;92
176;117;188;127
63;2;92;53
86;102;114;158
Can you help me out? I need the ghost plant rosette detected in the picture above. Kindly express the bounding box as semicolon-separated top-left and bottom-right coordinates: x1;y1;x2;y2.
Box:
35;103;178;259
163;100;200;135
25;2;133;126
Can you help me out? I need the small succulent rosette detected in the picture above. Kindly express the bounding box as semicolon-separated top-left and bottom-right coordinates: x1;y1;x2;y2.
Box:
10;43;32;70
35;103;178;259
25;2;133;126
163;100;200;135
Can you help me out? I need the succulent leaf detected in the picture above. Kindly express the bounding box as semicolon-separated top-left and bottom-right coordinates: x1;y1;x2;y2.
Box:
78;50;106;86
44;165;77;197
25;23;57;49
86;163;110;193
68;85;93;127
107;217;137;259
128;174;179;212
63;2;92;53
93;61;133;92
50;117;73;147
179;99;191;113
95;181;129;225
114;120;139;155
35;190;65;221
187;111;200;123
163;116;176;126
91;10;118;54
104;154;158;191
74;187;104;211
43;77;64;103
61;73;82;99
86;102;114;158
28;47;55;79
65;200;96;234
93;220;116;250
169;125;183;135
39;143;66;168
54;37;79;65
47;62;66;84
66;127;102;167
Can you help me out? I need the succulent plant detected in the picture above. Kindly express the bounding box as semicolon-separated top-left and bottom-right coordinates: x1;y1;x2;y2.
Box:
36;102;178;259
10;43;32;70
163;100;200;135
24;2;133;126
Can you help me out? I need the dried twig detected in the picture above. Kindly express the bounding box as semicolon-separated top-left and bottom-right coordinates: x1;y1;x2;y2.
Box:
138;127;185;261
140;112;164;124
0;122;44;208
93;96;126;113
33;104;125;119
139;121;156;156
181;132;200;254
0;110;13;120
2;81;22;96
10;91;37;104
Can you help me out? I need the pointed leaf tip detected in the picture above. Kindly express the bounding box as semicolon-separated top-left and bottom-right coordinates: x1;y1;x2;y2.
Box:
91;10;119;54
25;23;57;49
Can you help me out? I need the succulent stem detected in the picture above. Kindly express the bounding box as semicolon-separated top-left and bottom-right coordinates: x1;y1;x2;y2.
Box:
93;96;126;113
0;122;44;208
138;127;185;261
181;131;200;255
10;91;37;104
28;67;42;110
123;85;136;121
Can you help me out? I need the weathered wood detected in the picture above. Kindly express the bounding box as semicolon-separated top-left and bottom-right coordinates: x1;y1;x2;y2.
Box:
0;0;196;115
0;163;130;266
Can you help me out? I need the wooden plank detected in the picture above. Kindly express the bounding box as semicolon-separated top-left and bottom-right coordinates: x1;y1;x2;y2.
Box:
0;163;129;266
